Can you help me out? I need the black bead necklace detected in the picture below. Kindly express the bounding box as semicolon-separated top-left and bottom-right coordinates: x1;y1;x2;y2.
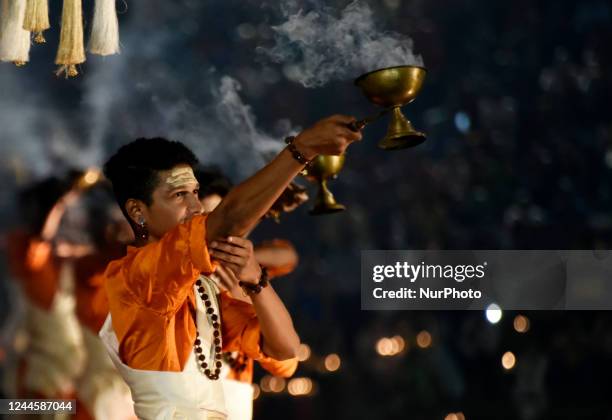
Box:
194;277;223;380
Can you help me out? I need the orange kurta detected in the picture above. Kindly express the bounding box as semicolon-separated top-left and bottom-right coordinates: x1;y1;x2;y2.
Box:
221;296;298;382
6;230;60;399
225;239;300;382
74;248;125;333
7;230;86;418
7;230;59;310
103;214;272;371
75;272;109;333
257;239;298;279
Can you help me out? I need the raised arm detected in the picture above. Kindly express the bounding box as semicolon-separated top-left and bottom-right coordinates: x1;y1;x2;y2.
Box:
206;115;361;240
39;189;80;241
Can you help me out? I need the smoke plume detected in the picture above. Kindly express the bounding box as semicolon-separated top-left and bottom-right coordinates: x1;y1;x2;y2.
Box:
259;0;424;88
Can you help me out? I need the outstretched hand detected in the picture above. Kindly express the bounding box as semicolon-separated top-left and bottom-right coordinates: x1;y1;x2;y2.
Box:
292;114;362;160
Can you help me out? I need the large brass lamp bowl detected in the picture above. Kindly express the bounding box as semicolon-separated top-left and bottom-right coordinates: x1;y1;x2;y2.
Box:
301;154;346;215
354;65;426;150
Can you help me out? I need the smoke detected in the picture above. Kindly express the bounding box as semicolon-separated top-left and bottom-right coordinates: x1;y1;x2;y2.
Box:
147;74;286;180
0;67;77;180
75;1;293;181
217;77;285;150
0;0;294;187
81;55;128;169
259;0;424;88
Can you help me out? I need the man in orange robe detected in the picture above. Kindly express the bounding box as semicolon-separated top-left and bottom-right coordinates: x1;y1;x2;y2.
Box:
99;115;360;419
5;178;86;403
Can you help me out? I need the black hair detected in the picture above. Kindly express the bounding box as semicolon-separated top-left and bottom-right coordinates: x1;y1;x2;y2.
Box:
81;181;119;248
103;137;199;221
18;176;71;233
194;166;233;199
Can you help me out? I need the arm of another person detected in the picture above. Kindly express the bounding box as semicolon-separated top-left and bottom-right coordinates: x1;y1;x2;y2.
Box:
254;239;298;278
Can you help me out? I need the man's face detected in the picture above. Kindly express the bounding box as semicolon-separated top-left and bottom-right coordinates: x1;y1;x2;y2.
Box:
200;193;223;213
141;164;203;241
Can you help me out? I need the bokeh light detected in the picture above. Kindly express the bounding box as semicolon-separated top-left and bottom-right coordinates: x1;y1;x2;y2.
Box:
513;315;530;333
296;343;311;362
502;351;516;370
485;303;503;324
324;353;341;371
416;331;432;349
288;378;314;396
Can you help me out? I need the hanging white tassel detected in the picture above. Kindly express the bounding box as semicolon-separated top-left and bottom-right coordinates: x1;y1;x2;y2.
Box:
88;0;120;56
23;0;50;44
55;0;86;77
0;0;31;66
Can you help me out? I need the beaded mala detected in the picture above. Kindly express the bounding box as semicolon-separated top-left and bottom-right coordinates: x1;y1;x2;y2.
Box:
194;277;223;380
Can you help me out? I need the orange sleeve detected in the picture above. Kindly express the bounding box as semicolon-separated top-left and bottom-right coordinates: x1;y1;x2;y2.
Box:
75;272;109;333
7;233;59;310
258;356;298;378
106;214;214;315
225;352;298;383
255;239;298;279
266;265;295;279
220;291;267;361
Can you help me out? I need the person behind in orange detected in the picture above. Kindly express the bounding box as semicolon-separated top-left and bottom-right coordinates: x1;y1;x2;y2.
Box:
71;181;136;420
5;176;87;404
195;168;305;420
99;115;360;419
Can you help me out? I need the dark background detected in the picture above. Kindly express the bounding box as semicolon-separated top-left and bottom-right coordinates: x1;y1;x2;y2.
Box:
1;0;612;419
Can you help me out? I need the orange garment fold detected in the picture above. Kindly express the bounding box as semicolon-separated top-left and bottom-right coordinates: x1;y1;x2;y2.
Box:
103;214;269;372
6;230;59;310
258;355;298;379
257;239;298;279
225;355;298;383
220;291;298;378
221;244;299;383
74;248;124;333
75;272;109;333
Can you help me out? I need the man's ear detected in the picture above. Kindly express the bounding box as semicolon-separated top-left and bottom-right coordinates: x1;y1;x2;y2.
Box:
125;198;147;225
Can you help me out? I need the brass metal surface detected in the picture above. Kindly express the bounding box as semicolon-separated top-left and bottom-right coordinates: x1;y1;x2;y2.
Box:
354;65;427;150
302;155;346;215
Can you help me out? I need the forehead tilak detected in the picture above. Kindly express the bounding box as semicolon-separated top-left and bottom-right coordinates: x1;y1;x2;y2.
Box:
165;167;198;189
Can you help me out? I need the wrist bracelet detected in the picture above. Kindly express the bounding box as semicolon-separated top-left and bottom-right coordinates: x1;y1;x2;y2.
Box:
239;266;269;296
284;136;312;166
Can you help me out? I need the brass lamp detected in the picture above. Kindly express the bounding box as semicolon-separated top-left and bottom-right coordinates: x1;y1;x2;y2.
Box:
302;65;427;215
353;65;427;150
301;154;346;215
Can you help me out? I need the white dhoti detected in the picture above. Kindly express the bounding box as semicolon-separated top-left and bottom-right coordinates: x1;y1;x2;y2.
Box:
220;377;253;420
77;327;136;420
23;262;85;398
100;277;228;420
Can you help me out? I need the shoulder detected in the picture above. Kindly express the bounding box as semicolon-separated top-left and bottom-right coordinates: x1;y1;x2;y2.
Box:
103;248;145;309
103;247;140;289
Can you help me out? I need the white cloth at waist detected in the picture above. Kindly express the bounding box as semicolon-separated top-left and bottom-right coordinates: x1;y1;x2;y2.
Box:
99;276;227;420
